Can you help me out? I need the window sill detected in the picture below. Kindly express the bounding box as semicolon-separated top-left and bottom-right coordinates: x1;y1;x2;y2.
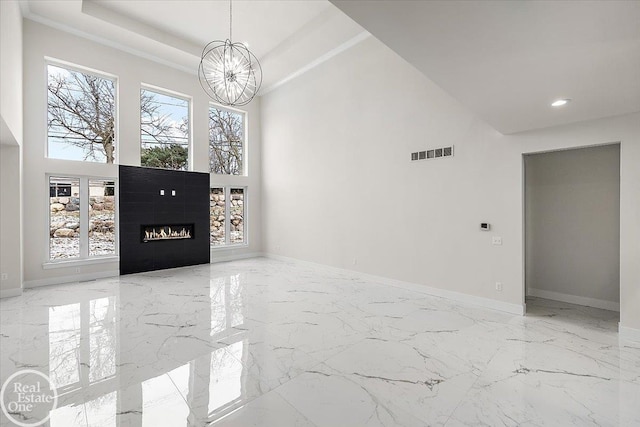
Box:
43;256;119;270
210;244;249;251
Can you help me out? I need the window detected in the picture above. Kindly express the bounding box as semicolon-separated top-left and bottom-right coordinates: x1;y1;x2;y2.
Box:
49;176;117;261
140;88;190;170
229;189;245;244
49;177;81;259
210;188;225;246
209;106;245;175
209;187;246;247
47;63;116;163
89;180;116;256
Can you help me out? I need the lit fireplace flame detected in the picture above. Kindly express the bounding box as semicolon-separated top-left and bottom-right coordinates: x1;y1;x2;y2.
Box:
144;226;192;241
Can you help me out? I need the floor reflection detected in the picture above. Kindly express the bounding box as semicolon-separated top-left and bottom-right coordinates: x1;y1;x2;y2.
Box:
2;260;637;426
1;268;254;427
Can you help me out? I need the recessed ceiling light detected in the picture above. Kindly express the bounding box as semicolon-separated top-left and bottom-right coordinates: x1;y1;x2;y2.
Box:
551;98;571;107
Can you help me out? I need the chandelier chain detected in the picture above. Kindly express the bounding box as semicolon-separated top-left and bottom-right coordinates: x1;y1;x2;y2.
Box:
229;0;232;41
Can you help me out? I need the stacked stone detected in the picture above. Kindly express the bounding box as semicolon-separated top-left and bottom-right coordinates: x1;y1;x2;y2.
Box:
210;192;226;245
229;193;244;242
49;196;115;238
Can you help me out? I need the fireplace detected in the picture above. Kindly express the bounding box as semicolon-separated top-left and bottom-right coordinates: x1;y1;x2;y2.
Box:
142;224;194;242
120;165;209;275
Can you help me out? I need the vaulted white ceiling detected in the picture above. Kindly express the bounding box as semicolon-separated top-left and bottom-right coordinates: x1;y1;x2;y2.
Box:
331;0;640;133
21;1;640;134
22;0;366;92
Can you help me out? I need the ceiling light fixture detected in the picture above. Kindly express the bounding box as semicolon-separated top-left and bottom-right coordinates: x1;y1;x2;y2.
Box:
551;98;571;107
198;0;262;106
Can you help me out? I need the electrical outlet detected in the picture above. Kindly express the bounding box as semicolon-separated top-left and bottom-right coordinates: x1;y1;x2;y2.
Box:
352;258;357;265
492;236;503;245
1;273;8;281
495;282;503;292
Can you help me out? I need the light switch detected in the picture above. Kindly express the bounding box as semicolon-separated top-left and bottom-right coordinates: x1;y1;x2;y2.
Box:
492;236;502;245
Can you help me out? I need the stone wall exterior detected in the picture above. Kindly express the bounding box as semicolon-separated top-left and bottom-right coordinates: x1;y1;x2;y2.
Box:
209;190;244;246
49;196;115;259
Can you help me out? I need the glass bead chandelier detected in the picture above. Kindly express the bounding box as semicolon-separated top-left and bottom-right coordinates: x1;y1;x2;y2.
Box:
198;0;262;106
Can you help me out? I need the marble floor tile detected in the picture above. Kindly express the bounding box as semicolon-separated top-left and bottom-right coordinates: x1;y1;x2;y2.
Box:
210;390;316;427
275;368;425;427
1;258;638;426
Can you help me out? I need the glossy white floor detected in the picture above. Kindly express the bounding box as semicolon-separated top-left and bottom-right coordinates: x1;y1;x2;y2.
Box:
1;258;638;426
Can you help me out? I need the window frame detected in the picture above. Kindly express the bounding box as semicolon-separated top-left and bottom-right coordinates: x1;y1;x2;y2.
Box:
140;83;193;171
208;103;248;176
210;186;248;249
45;58;119;164
44;174;119;267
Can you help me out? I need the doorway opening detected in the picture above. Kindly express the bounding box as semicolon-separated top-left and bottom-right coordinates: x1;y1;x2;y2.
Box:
524;143;620;329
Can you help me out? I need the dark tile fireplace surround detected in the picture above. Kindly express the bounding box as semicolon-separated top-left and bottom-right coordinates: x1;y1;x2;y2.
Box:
119;165;210;275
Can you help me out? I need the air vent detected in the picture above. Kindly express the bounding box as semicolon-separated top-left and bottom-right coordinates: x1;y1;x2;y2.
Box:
410;146;454;162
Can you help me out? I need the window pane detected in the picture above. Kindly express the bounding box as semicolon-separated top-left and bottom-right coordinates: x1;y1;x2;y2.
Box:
47;64;116;163
229;189;244;244
89;180;116;257
50;177;81;259
210;188;225;246
209;107;244;175
141;89;189;170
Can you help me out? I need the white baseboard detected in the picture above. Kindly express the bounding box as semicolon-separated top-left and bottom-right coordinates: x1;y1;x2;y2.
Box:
211;251;263;264
24;270;120;289
528;287;619;312
619;324;640;342
264;253;524;315
0;287;23;299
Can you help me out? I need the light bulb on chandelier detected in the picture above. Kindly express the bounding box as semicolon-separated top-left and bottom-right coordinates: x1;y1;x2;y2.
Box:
198;0;262;106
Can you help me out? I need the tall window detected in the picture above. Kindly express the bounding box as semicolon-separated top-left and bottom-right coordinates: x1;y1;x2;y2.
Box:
209;106;245;175
49;176;116;261
210;187;246;247
140;88;190;170
47;63;116;163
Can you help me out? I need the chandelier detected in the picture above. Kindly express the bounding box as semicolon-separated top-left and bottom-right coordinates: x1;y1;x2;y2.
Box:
198;0;262;106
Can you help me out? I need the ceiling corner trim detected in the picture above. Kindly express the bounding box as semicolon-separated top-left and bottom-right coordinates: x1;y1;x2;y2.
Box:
260;31;370;96
23;13;197;76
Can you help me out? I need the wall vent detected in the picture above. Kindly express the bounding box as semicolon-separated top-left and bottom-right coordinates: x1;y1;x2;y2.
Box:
410;146;454;162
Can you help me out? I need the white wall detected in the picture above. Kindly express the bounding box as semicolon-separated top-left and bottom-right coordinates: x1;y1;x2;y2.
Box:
261;37;522;310
0;0;23;146
260;36;640;331
0;145;23;297
21;20;261;287
525;144;620;310
0;0;23;298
